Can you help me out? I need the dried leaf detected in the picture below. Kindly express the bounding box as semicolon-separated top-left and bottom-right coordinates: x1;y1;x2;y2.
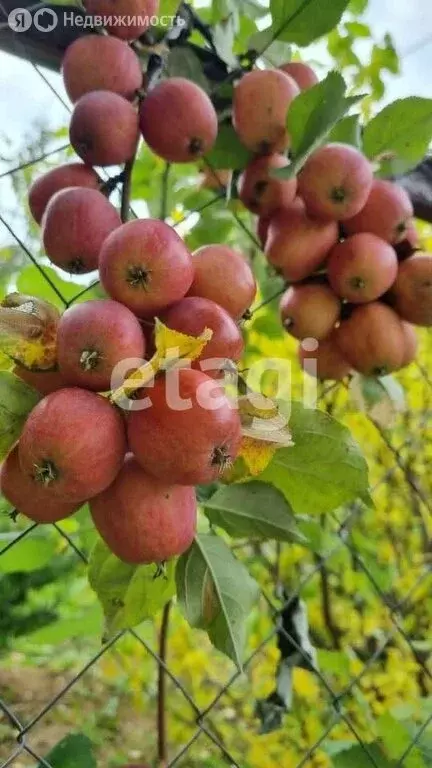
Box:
110;319;213;407
153;317;213;366
236;436;279;477
349;373;406;428
224;393;294;479
0;293;60;371
238;393;293;445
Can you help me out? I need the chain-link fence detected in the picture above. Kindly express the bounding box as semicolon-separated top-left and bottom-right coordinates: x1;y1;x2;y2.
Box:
0;14;432;768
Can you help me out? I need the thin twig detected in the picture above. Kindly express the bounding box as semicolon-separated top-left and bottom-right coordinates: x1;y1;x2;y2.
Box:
120;157;135;223
372;419;431;515
0;213;67;306
172;192;225;230
249;284;287;316
32;63;71;112
157;601;171;768
202;157;262;249
316;554;341;649
99;170;125;197
65;281;101;308
257;0;313;60
160;163;171;221
0;144;70;180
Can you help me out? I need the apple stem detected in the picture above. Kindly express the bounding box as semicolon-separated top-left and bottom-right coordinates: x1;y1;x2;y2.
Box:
33;459;58;486
188;137;204;156
157;600;172;768
212;445;233;473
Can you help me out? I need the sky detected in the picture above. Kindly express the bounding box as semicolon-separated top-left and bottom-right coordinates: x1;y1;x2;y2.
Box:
363;0;432;103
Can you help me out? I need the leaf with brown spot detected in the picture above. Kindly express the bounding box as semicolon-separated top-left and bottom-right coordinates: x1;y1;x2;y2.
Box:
176;534;259;668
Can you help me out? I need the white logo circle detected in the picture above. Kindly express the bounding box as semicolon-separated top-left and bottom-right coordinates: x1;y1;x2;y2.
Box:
8;7;32;32
34;7;58;32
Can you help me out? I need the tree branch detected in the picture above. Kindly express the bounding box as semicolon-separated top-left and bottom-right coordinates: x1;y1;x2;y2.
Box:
120;156;135;224
316;556;341;650
397;158;432;223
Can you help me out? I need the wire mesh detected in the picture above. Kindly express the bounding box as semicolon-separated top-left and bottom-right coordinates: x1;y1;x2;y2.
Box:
0;9;431;768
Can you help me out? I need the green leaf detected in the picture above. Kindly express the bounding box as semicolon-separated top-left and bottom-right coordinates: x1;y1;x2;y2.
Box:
88;538;176;636
48;0;81;5
212;0;233;19
204;481;306;543
213;15;239;68
38;734;96;768
204;123;253;170
234;15;259;53
270;0;350;46
357;551;396;592
326;741;361;757
348;0;368;13
176;533;259;668
377;713;426;768
252;311;285;339
318;649;351;676
166;47;210;92
24;609;103;644
274;72;363;178
333;743;391;768
295;518;340;554
248;28;292;65
363;97;432;174
17;265;99;310
215;0;265;20
328;114;362;148
0;371;41;460
158;0;181;16
287;71;348;153
202;761;236;768
345;21;370;37
260;401;369;516
0;534;57;573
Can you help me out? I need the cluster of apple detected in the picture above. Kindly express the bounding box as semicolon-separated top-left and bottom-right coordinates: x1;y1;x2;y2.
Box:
231;62;431;380
1;23;263;564
3;19;431;564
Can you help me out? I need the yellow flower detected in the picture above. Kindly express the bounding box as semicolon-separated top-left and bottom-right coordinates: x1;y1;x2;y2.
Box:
294;668;321;702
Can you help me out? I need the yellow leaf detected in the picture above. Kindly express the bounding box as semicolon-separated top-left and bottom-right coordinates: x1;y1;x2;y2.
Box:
220;455;250;484
238;393;294;446
238;392;279;423
154;317;213;366
110;319;213;407
0;353;12;372
237;436;278;477
222;391;293;481
119;359;158;402
0;293;60;371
